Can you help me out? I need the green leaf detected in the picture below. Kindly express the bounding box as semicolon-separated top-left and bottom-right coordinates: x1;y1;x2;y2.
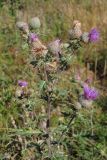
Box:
39;80;46;91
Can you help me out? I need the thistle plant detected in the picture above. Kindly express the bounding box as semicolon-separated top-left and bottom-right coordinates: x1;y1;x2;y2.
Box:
12;18;100;159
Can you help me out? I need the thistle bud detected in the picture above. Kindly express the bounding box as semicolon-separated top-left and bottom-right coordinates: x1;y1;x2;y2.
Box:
81;32;89;43
29;17;41;29
79;98;93;108
73;20;81;28
75;102;82;110
61;43;70;49
15;89;23;98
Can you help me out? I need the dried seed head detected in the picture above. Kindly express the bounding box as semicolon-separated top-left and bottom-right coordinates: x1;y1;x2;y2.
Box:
45;61;58;73
69;28;82;39
48;39;61;56
31;38;48;57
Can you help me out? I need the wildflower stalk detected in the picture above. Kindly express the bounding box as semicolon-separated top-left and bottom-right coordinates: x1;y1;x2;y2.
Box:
16;20;99;159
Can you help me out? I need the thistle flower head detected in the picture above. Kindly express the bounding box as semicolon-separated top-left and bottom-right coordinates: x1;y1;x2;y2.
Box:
18;80;28;87
51;39;60;46
48;39;61;55
16;22;29;33
16;21;27;29
83;84;99;100
89;28;99;42
29;33;38;42
55;39;60;44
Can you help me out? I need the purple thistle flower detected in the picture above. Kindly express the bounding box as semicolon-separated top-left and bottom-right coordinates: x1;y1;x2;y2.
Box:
29;33;38;42
54;39;60;44
83;84;99;100
18;80;28;87
89;28;99;42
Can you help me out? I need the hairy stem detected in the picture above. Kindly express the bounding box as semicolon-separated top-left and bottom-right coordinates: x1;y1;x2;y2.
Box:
44;65;52;158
